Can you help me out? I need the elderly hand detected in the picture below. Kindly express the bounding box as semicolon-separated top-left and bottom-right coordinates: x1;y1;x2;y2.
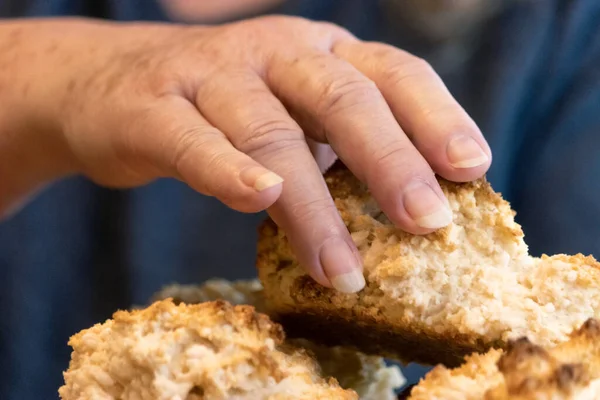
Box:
0;16;490;292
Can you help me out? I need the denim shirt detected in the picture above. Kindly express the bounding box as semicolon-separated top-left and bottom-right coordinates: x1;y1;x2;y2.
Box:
1;1;600;398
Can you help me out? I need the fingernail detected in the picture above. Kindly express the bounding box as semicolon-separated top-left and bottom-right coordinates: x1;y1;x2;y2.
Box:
330;270;366;293
240;167;284;192
319;238;365;293
254;171;284;191
447;136;489;169
403;182;453;229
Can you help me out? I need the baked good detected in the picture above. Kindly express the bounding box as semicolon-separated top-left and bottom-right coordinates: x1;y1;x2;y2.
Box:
408;318;600;399
290;338;405;400
151;279;406;400
257;162;600;366
59;299;357;400
150;279;266;313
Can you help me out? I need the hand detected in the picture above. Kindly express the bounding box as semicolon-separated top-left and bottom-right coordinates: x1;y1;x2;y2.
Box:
0;16;491;293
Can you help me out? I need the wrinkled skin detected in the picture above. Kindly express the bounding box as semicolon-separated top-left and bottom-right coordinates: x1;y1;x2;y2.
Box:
0;16;491;292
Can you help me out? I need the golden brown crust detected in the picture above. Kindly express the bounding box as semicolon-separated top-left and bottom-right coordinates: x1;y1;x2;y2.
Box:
149;279;406;400
409;318;600;399
257;162;600;366
256;163;510;364
112;298;283;341
59;299;357;400
267;275;496;367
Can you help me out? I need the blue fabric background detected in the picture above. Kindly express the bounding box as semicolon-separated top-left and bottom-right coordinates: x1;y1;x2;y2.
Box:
1;1;600;398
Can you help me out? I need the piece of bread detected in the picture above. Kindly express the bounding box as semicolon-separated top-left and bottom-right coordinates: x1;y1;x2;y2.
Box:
257;162;600;366
408;318;600;399
59;299;357;400
151;279;406;400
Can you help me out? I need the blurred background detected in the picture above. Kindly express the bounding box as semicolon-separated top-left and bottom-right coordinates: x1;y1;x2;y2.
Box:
1;0;600;398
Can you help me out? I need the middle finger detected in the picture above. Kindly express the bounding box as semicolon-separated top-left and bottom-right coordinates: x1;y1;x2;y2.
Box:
195;70;365;293
267;50;452;234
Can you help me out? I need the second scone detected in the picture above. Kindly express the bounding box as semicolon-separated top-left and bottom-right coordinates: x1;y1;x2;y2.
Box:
257;163;600;366
59;299;357;400
150;279;406;400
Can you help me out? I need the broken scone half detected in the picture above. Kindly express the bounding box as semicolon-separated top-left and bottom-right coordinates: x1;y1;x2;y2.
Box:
150;279;406;400
59;299;357;400
257;163;600;366
408;318;600;400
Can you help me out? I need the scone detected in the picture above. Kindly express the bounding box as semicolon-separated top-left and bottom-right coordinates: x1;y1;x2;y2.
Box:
151;279;406;400
257;162;600;366
408;318;600;399
59;299;357;400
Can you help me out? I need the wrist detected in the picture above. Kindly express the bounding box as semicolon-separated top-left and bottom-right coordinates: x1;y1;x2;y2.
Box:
0;19;114;173
0;19;88;215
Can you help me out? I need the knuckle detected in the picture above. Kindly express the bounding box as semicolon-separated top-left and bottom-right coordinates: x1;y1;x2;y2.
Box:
242;16;313;40
235;118;304;155
318;77;380;117
372;144;410;170
315;21;354;39
150;68;181;96
202;150;231;177
382;55;435;87
368;143;426;182
420;102;463;121
246;137;307;162
118;50;176;96
261;15;309;27
290;196;339;224
412;56;435;72
201;154;239;197
171;126;218;172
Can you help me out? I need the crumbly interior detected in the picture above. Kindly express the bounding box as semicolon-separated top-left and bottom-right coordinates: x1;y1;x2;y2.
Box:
351;178;600;346
59;299;357;400
409;319;600;400
258;166;600;354
151;279;406;400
